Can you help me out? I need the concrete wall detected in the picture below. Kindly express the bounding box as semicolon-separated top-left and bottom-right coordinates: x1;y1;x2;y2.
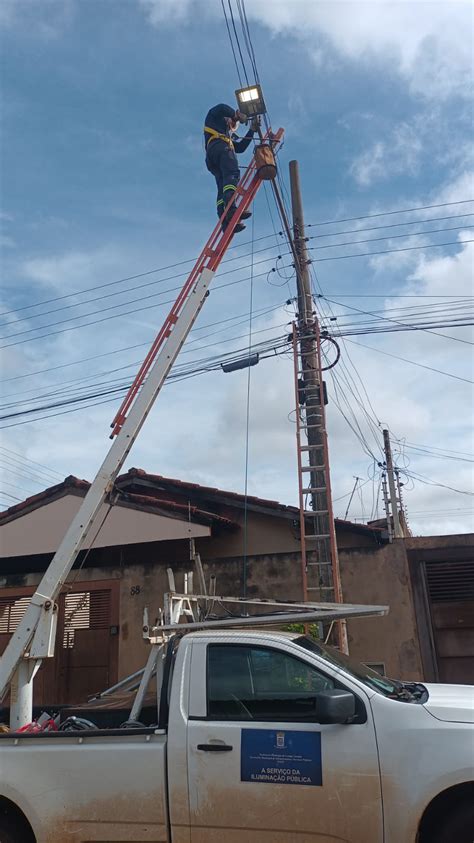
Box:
339;541;424;680
0;500;423;687
7;553;305;682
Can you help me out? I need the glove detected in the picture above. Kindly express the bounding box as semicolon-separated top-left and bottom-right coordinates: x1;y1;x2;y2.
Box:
236;110;249;125
250;116;261;132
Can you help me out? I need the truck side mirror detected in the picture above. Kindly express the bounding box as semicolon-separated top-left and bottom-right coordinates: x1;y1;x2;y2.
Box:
315;689;356;724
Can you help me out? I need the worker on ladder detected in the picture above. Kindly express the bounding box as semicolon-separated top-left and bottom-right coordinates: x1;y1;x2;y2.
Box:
204;103;259;232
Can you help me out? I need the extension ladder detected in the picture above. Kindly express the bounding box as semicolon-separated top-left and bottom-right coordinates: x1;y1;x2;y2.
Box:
292;322;348;652
111;126;284;437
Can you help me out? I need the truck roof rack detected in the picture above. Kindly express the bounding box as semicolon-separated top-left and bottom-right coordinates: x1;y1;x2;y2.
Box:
147;592;388;640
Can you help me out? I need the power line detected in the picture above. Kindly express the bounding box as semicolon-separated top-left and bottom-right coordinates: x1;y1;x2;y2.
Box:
310;238;473;264
308;223;473;251
324;294;473;298
322;295;474;346
0;261;290;349
227;0;250;87
2;207;471;321
307;199;474;229
0;332;293;425
1;305;289;404
345;339;473;384
5;237;471;351
400;468;474;497
220;0;243;87
398;440;474;458
0;456;62;487
0;444;63;479
0;233;286;319
309;212;474;240
310;263;386;458
0;491;23;502
0;243;289;331
392;442;474;463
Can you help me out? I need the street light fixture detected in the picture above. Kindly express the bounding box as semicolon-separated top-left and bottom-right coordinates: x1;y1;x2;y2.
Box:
235;84;266;118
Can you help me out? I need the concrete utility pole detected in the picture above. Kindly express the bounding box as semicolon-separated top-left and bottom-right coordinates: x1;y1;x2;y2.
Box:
381;472;393;541
289;160;348;654
382;429;403;538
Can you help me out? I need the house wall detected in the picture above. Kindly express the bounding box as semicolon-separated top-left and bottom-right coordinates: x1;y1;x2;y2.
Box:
338;541;424;680
0;496;426;700
4;553;305;682
0;494;209;557
1;538;423;688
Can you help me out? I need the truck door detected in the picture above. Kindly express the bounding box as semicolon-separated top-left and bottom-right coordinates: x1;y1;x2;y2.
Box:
186;640;383;843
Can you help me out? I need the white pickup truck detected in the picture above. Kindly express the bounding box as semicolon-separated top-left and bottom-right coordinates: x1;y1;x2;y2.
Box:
0;629;472;843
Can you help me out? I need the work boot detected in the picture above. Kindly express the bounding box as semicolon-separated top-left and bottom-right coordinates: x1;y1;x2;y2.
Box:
240;210;252;220
222;218;246;234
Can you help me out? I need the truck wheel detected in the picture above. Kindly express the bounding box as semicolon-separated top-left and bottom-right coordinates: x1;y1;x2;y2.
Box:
0;815;34;843
432;802;474;843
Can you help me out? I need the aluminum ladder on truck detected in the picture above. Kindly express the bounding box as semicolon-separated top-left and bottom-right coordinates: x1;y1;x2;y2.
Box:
0;126;285;728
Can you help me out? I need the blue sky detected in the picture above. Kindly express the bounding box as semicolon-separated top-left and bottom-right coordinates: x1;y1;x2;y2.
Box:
1;0;473;535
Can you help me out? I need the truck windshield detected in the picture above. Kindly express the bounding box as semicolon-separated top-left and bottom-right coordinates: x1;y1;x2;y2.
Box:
295;636;421;699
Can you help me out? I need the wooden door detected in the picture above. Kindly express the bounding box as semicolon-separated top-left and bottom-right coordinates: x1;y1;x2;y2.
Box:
0;579;119;707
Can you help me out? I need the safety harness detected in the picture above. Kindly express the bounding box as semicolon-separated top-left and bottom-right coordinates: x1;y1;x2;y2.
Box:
204;126;234;151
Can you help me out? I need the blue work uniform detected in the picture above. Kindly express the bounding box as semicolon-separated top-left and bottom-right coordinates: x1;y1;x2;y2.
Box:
204;103;254;222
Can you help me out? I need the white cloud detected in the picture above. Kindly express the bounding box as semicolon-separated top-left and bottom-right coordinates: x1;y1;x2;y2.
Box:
139;0;193;25
251;0;473;100
351;121;424;187
351;141;386;188
138;0;474;100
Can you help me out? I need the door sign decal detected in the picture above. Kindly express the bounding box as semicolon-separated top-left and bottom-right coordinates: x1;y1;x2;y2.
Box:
241;729;322;786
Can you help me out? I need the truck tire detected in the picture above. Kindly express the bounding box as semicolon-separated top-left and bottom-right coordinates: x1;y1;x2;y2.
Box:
431;802;474;843
0;815;34;843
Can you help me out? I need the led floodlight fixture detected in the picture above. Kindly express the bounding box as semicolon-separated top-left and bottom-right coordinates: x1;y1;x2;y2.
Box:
235;84;266;117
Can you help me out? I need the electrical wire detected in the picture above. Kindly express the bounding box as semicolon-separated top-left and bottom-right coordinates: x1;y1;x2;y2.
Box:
0;213;470;327
345;339;473;384
308;223;473;251
306;199;474;229
308;212;474;240
220;0;243;87
322;295;474;346
399;469;474;497
242;211;255;598
0;260;293;349
0;445;63;480
0;243;291;333
309;238;474;264
227;0;250;87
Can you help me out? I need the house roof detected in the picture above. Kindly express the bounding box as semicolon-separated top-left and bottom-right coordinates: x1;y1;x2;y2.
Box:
116;468;385;537
0;468;384;540
0;474;237;531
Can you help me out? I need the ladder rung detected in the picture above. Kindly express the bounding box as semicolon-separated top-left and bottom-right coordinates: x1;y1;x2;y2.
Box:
303;488;327;494
297;368;322;377
307;587;335;592
301;424;323;430
301;465;325;473
299;444;324;452
303;509;329;516
304;534;331;541
307;561;332;567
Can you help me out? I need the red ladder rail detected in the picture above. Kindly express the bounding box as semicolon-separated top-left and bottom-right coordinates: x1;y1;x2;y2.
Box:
110;127;284;437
